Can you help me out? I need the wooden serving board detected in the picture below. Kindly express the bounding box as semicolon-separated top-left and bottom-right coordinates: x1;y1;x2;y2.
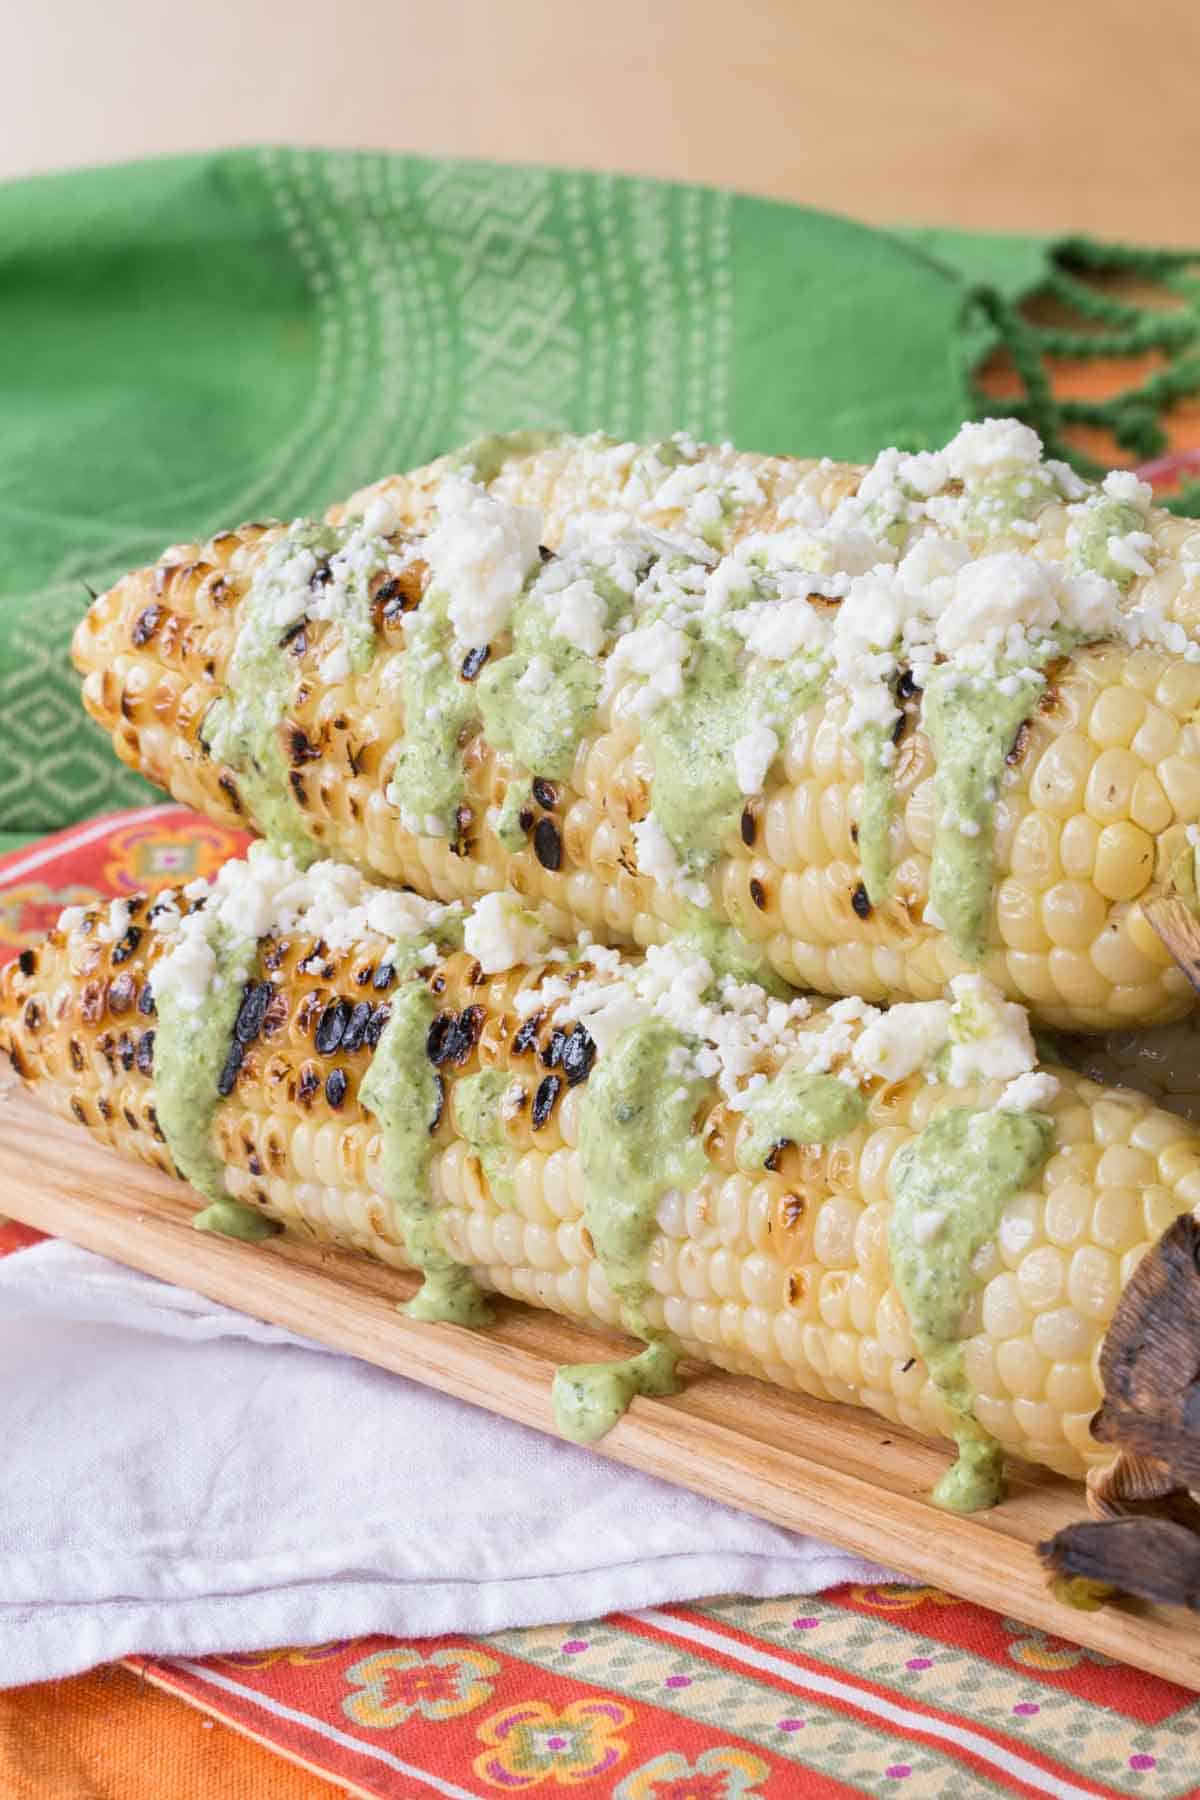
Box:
3;1081;1198;1690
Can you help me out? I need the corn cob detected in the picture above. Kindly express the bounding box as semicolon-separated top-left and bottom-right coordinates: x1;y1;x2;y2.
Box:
5;851;1200;1503
1056;1019;1200;1125
72;424;1200;1031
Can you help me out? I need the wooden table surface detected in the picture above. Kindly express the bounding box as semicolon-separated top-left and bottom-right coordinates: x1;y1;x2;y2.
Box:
9;0;1200;244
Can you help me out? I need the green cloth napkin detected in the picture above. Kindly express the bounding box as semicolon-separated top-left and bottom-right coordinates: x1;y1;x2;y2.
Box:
0;148;1195;841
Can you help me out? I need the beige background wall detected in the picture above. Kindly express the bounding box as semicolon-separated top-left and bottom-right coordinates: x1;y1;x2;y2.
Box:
8;0;1199;242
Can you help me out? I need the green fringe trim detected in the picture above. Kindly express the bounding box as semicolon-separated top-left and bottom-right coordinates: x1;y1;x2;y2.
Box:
964;236;1200;515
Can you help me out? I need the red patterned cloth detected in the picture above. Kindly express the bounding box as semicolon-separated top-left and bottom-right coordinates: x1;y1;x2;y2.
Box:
3;809;1200;1798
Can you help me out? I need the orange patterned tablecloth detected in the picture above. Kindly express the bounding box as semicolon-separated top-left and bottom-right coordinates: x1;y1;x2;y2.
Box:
6;808;1200;1797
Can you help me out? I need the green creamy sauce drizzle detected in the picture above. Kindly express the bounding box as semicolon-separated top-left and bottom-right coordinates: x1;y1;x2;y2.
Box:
153;927;280;1243
960;469;1059;538
448;430;569;484
553;1018;712;1442
478;568;629;781
674;907;793;997
853;722;897;905
359;978;491;1326
388;590;480;830
495;784;530;851
1073;496;1146;589
735;1071;866;1170
454;1068;520;1210
923;664;1047;963
645;625;823;877
890;1106;1055;1511
204;521;377;865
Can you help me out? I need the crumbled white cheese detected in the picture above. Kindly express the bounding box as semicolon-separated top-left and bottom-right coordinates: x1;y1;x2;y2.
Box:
1058;569;1122;639
728;592;832;663
517;655;554;696
1105;530;1156;579
604;619;693;718
463;892;552;975
945;973;1038;1086
56;905;88;935
550;577;609;657
95;898;132;943
400;807;447;837
733;724;780;796
1046;458;1089;501
999;1071;1061;1112
423;476;543;648
934;553;1059;658
1101;469;1153;509
631;814;711;909
830;568;925;733
911;1208;948;1246
941;418;1044;482
149;845;456;1010
532;938;814;1098
852;1000;951;1083
318;643;351;684
150;927;222;1011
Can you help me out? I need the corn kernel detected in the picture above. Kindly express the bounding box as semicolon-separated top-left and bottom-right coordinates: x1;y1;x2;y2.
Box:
1013;1398;1063;1443
996;1336;1049;1397
818;1269;851;1329
1159;754;1200;823
981;1272;1030;1340
1088;684;1146;748
997;879;1050;951
997;1192;1044;1266
1029;734;1093;815
1010;812;1062;885
1092;821;1155;902
1130;704;1180;765
1066;1246;1119;1322
1045;1360;1100;1413
1129;771;1173;835
1041;880;1108;949
812;1195;861;1268
1084;747;1140;823
1032;1306;1092;1359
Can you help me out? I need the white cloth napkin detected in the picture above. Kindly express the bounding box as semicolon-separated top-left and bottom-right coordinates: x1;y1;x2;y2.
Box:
0;1239;894;1688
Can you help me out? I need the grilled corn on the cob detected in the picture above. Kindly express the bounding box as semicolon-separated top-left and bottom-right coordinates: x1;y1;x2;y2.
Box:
1057;1018;1200;1125
72;423;1200;1032
5;846;1200;1507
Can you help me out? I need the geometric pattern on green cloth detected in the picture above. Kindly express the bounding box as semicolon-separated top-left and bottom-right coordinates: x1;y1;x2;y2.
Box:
0;147;983;835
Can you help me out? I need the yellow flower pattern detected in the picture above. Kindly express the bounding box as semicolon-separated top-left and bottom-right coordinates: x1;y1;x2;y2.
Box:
614;1745;772;1800
474;1696;632;1789
342;1646;499;1727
